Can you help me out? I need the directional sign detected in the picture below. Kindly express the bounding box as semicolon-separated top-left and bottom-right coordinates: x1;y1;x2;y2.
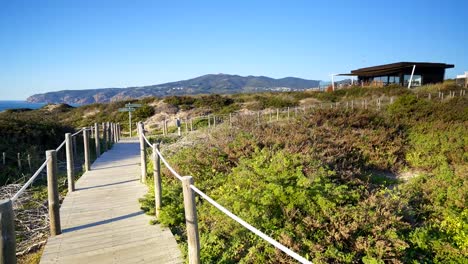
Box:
125;103;142;108
118;108;136;112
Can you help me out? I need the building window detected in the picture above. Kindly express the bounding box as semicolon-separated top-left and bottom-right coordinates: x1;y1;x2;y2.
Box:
404;75;422;87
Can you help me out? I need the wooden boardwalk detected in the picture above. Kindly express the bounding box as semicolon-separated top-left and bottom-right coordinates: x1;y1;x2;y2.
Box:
40;139;182;264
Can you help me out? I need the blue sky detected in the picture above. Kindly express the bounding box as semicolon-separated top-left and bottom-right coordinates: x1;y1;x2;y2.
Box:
1;0;467;100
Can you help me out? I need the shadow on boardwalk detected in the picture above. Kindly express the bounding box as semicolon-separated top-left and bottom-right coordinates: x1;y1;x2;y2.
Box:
40;139;182;264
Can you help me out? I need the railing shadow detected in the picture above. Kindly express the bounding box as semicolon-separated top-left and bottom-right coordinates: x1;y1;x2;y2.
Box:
62;211;144;233
76;179;139;191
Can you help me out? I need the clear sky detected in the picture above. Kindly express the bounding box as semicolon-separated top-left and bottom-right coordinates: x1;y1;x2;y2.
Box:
1;0;467;100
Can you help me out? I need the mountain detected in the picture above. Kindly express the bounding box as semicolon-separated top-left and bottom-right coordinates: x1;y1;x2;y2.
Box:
26;74;320;104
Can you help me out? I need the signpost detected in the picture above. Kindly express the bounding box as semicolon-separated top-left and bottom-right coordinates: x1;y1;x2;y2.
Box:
118;103;142;137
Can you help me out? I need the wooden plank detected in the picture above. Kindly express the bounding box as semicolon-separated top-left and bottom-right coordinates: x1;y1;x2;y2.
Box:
40;139;182;264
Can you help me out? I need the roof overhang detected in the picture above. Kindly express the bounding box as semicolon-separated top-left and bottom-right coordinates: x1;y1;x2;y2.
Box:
342;62;454;77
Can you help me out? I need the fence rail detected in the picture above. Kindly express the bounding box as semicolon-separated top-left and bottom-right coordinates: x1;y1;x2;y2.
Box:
138;122;312;264
0;122;121;263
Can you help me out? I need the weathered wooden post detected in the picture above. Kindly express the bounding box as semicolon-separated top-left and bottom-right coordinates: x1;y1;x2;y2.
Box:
72;135;77;159
152;143;162;218
213;116;217;128
428;93;432;100
0;199;17;264
102;122;108;152
95;123;100;157
107;122;111;147
181;176;201;264
46;150;61;236
208;115;211;128
276;108;279;121
27;154;32;172
83;128;90;172
176;118;182;136
17;153;21;171
65;133;75;192
287;107;290;119
138;122;147;183
257;112;260;125
90;125;94;139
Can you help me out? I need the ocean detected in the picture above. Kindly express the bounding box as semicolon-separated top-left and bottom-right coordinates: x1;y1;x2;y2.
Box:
0;101;84;112
0;101;48;111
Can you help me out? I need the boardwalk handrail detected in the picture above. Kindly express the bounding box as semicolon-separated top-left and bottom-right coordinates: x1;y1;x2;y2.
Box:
2;122;121;263
140;130;312;264
11;157;50;202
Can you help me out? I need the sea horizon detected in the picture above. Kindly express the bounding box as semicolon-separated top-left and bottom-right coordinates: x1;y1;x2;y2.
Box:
0;100;82;111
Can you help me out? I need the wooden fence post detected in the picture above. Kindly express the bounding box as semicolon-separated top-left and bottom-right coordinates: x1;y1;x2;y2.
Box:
46;150;61;236
107;122;111;147
181;176;201;264
95;123;100;157
287;107;290;119
276;109;279;121
153;143;162;218
102;122;108;152
65;133;75;192
17;153;21;171
0;199;17;264
83;128;90;172
208;115;211;128
138;122;147;183
27;154;32;172
257;112;260;125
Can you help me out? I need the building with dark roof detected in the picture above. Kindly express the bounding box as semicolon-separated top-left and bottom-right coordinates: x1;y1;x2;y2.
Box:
339;62;454;87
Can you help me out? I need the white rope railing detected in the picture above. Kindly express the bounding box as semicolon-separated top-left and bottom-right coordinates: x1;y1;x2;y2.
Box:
72;128;84;137
142;133;152;148
190;185;312;264
11;157;51;202
150;139;312;263
154;147;183;181
55;140;66;152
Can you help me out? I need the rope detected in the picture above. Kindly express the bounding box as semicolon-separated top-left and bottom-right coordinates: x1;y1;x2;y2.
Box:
55;140;66;152
72;128;84;137
154;148;183;181
190;185;312;264
11;157;51;202
142;133;152;148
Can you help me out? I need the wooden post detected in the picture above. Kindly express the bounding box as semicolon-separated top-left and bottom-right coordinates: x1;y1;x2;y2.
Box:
208;115;211;128
17;153;21;171
95;123;100;157
83;128;90;172
181;176;200;264
185;118;189;134
46;150;61;236
213;116;216;128
90;125;94;139
138;122;147;183
0;199;17;264
190;118;194;131
229;113;232;127
2;152;5;166
287;107;290;119
153;143;162;218
257;112;260;125
276;109;279;121
351;100;354;109
107;122;111;147
65;133;75;192
27;154;32;172
102;122;108;152
72;135;77;159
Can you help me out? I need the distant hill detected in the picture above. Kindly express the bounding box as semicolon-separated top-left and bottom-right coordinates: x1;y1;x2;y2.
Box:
26;74;320;104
